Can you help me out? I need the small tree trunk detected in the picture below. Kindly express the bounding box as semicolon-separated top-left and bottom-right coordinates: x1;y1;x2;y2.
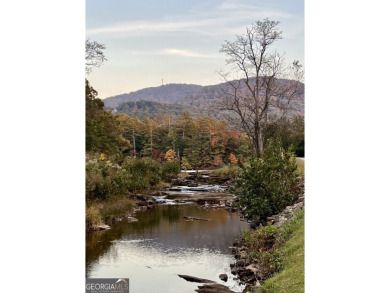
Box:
258;131;264;156
133;127;136;158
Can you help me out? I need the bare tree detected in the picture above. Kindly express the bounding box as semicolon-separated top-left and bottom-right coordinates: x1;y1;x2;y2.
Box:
85;39;107;74
219;19;304;157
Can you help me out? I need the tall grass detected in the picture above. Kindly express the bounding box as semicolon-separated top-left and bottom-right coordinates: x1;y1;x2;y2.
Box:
210;164;242;178
86;197;134;230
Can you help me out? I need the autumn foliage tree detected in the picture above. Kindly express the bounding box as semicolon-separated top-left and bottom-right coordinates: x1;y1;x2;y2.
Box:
165;149;176;161
229;153;238;164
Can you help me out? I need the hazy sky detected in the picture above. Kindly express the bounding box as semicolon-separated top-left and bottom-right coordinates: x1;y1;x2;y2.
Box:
86;0;304;99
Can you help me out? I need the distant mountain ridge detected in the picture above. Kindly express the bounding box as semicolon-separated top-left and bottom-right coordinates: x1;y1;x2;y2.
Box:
104;83;202;109
104;79;304;120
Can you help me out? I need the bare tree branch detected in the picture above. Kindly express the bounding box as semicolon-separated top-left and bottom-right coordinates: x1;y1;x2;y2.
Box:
85;39;107;74
218;19;304;157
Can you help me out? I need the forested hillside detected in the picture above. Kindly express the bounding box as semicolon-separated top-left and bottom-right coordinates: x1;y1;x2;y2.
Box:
114;100;203;120
104;79;304;121
104;84;202;108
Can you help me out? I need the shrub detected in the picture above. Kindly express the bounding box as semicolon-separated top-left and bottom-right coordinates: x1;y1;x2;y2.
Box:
86;161;116;200
181;157;192;170
244;224;279;256
235;139;302;221
121;157;162;192
161;161;180;181
86;156;171;199
86;206;102;230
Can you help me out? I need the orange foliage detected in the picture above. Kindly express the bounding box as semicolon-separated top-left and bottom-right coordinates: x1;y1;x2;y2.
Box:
229;153;238;164
211;136;219;146
165;149;176;161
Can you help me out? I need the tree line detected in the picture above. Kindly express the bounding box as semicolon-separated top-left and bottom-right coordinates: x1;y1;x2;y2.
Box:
87;79;303;168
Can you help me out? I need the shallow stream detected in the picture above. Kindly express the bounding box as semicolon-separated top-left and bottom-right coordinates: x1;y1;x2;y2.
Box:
86;180;249;293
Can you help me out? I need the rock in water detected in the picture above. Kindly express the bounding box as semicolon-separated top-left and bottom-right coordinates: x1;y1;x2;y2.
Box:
183;216;210;221
195;283;235;293
127;216;138;222
177;275;215;283
219;274;228;282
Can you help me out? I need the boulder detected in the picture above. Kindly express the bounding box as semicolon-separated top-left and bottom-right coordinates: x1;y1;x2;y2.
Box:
136;194;146;201
239;251;248;259
195;283;235;293
127;216;138;222
96;224;110;230
238;269;254;277
244;258;251;266
219;274;228;282
245;264;259;274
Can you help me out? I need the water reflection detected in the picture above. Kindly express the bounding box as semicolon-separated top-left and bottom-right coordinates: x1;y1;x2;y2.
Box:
86;204;249;293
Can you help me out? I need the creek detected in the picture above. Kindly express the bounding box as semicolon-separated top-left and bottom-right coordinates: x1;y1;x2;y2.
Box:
86;175;250;293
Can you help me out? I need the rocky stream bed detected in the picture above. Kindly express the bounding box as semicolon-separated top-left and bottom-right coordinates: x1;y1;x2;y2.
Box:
93;172;305;293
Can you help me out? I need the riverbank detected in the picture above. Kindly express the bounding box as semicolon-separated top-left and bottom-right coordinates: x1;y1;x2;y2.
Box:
230;194;305;292
257;212;304;293
86;196;135;230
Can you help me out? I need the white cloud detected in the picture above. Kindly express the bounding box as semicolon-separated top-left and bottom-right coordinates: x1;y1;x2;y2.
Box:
86;2;292;38
160;49;219;58
125;48;220;58
87;19;220;35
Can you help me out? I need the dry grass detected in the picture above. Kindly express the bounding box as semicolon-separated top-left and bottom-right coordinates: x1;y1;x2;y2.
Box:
86;197;134;230
295;159;305;177
210;164;242;178
85;206;103;230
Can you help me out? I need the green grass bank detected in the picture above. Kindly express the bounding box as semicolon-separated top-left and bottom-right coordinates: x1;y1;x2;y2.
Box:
255;210;304;293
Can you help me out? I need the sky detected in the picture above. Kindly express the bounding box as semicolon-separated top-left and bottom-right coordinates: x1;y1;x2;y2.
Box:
86;0;304;99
